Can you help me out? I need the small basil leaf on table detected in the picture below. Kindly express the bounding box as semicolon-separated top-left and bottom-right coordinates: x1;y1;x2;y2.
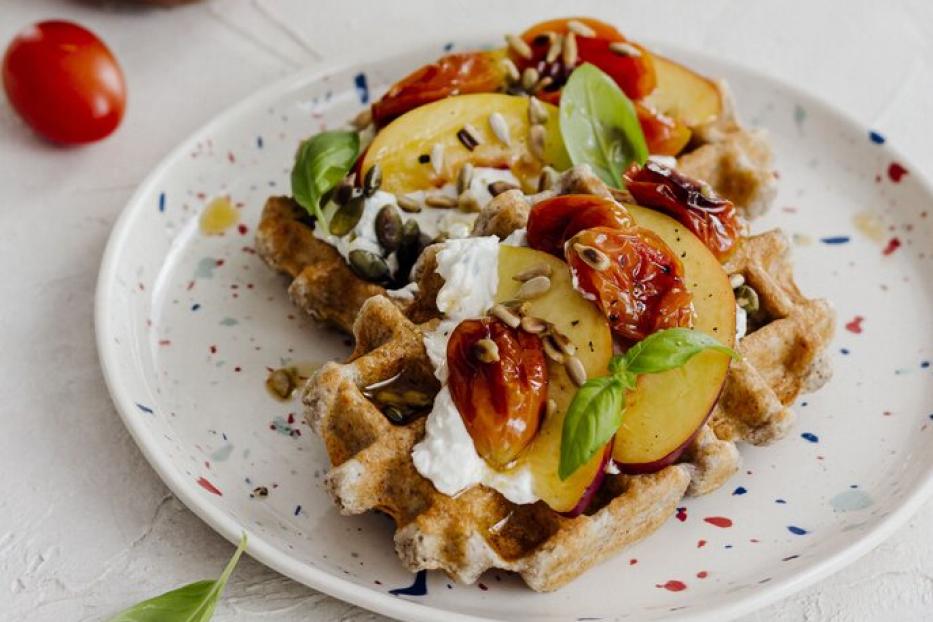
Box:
622;327;739;375
559;63;648;188
291;130;360;235
107;533;247;622
559;375;626;480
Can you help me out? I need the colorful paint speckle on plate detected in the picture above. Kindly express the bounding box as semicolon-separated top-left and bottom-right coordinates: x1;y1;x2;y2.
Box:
96;42;933;622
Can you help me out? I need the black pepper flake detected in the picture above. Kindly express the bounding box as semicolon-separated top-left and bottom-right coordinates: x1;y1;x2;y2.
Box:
571;319;580;326
456;128;479;151
418;153;430;164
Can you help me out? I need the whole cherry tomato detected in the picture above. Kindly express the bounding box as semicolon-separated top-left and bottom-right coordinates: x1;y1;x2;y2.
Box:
514;17;656;104
625;161;740;260
447;317;548;468
3;21;126;144
527;194;634;257
371;52;504;126
566;226;694;341
636;102;692;156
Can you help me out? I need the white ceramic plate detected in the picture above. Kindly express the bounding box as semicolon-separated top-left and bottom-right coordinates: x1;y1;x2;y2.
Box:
96;40;933;622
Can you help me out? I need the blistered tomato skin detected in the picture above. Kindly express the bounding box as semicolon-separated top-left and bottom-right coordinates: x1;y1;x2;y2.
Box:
626;161;741;260
566;226;694;341
514;17;656;103
527;194;634;257
2;21;125;144
371;52;504;126
447;318;548;469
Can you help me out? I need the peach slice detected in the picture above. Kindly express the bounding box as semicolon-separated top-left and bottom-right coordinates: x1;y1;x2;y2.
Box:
642;54;723;128
496;245;613;512
362;93;570;195
612;205;736;472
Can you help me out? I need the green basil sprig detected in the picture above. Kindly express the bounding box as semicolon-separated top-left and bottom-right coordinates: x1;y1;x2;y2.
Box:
558;63;648;188
107;533;247;622
291;130;360;234
558;329;738;480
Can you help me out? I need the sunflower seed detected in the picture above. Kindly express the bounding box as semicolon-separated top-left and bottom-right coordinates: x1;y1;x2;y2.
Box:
565;356;587;386
501;57;520;82
457;162;475;194
505;33;532;60
528;96;549;125
329;194;365;236
473;338;500;363
520;316;548;334
430;143;444;175
542;336;566;364
549;328;577;356
375;205;403;252
490;303;521;328
425;193;458;208
521;66;539;91
489;112;511;147
533;76;554;93
573;242;611;271
562;31;578;67
348;249;389;281
457;125;481;151
729;273;746;289
609;41;641;58
516;275;551;300
351;107;372;129
488;180;519;197
546;398;558;418
537;166;560;192
396;194;422;213
529;124;547;160
513;263;552;282
545;34;562;63
567;19;596;38
458;190;482;213
362;163;382;197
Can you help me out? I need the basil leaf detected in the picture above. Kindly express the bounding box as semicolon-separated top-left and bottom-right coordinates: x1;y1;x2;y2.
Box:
558;375;626;480
559;63;648;188
107;533;247;622
291;130;360;235
623;328;739;375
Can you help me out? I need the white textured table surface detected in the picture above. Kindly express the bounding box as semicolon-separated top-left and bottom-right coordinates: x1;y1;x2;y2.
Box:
1;1;931;620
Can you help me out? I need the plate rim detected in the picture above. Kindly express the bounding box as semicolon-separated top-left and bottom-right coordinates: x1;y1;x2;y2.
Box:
95;38;933;622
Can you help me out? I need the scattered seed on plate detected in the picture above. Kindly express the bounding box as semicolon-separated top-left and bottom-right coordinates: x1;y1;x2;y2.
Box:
473;338;500;363
546;34;563;63
529;124;547;160
521;66;539;91
351;107;372;129
513;263;552;282
528;97;549;125
489;112;511;146
505;33;532;60
573;242;611;271
520;316;548;334
362;163;382;197
490;303;521;328
516;275;551;300
396;194;422;213
609;41;641;57
457;162;475;194
425;193;458;208
488;180;519;197
562;31;578;67
565;356;587;386
567;19;596;38
501;57;520;82
430;143;444;175
330;194;365;236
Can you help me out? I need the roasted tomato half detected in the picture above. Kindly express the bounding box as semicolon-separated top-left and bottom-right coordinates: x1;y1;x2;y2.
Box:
371;52;505;126
566;226;694;341
527;194;634;257
447;318;548;468
636;102;691;156
513;17;656;104
625;161;741;260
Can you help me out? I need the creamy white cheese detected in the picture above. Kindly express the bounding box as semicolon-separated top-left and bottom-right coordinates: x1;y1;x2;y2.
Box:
411;235;540;505
735;304;748;341
648;154;679;168
502;227;528;247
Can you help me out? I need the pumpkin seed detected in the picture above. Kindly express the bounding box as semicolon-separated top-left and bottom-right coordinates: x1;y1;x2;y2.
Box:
565;356;587;386
488;180;519;197
516;275;551;300
376;205;403;253
329;194;365;236
373;388;433;409
457;162;475;194
735;284;760;314
473;338;500;363
334;181;358;206
396;194;422;213
265;367;296;399
401;218;421;246
348;249;389;282
528;96;549;125
382;405;411;425
608;41;641;58
573;242;611;271
537;166;560;192
505;33;532;60
562;31;578;67
362;163;382;197
490;303;521;328
513;263;552;282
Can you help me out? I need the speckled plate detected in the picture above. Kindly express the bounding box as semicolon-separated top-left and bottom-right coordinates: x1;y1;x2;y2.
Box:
95;40;933;622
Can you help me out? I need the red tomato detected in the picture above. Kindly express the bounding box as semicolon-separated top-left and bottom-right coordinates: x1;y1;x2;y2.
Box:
2;21;125;144
566;226;694;341
625;161;740;260
636;102;692;156
447;318;548;468
371;52;504;126
514;17;656;103
527;194;634;257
